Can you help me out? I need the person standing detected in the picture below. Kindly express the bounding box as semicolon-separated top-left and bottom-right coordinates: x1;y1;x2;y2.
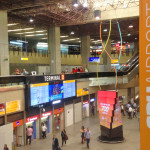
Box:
26;126;33;145
84;128;91;149
80;126;85;144
61;129;67;146
128;106;133;119
121;104;125;116
91;105;95;116
41;123;47;139
52;135;59;150
4;144;9;150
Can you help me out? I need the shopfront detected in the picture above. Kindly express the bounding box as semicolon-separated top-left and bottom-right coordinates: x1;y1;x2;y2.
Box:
54;108;64;131
82;100;90;118
13;120;24;147
26;115;39;140
89;93;97;116
41;111;52;133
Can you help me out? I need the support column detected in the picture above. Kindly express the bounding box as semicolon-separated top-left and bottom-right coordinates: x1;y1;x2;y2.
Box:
0;11;9;76
48;26;61;74
81;34;90;69
102;39;111;71
134;41;139;54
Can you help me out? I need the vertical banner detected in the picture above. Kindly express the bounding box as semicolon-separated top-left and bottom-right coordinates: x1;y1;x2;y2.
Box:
140;0;150;150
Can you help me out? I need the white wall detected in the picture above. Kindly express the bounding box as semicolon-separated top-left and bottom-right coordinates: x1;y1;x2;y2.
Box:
17;125;24;146
0;123;13;150
65;104;73;127
75;102;82;123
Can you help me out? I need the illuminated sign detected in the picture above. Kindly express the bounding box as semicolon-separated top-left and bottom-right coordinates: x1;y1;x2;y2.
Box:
54;108;64;115
89;57;100;63
61;74;65;80
0;103;5;116
21;57;28;61
52;100;61;105
6;100;21;114
26;115;39;123
41;111;52;118
13;120;23;128
140;1;150;149
90;98;95;102
77;89;89;97
111;59;118;64
83;100;89;105
44;75;61;82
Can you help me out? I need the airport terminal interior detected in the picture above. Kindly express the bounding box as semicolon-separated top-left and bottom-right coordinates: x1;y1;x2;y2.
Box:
0;0;140;150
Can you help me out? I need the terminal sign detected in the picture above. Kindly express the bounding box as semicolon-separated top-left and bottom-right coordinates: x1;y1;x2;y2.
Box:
44;75;61;82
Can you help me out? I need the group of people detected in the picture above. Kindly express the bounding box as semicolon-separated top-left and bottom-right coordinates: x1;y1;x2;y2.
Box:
121;101;138;119
80;126;91;149
14;68;29;75
71;67;88;73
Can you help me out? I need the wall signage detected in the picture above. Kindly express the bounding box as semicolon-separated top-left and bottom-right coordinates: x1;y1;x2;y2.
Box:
41;111;52;118
83;100;89;105
89;57;100;63
44;75;61;82
90;98;95;102
13;120;23;128
6;100;21;114
26;115;39;123
52;100;61;105
0;103;5;116
140;1;150;149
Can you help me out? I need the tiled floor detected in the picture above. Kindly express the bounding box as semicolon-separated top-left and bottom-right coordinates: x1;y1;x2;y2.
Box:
17;114;140;150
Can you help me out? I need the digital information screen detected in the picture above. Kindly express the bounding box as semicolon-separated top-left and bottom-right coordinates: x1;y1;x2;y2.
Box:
49;82;63;101
30;83;49;106
63;80;76;98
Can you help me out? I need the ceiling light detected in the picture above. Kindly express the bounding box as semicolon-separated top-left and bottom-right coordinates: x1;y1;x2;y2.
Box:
70;31;75;35
73;0;78;7
127;33;131;36
36;34;45;36
94;10;101;20
135;37;138;40
41;38;47;39
26;34;35;37
83;1;88;8
36;30;45;33
60;36;69;38
103;29;108;32
29;18;34;23
129;25;133;28
118;41;121;43
123;2;127;8
63;40;70;42
123;42;126;43
8;28;34;32
8;23;18;26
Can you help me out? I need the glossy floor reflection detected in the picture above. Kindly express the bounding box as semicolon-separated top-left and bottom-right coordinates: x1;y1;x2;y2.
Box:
17;113;140;150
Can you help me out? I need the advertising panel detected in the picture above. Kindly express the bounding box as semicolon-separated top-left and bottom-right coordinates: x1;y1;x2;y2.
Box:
6;100;21;114
0;103;5;116
140;0;150;149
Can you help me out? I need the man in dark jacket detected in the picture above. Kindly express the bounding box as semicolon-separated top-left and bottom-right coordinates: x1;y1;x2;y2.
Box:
52;135;59;150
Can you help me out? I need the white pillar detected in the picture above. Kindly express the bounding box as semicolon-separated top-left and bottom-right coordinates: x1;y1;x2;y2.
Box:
0;11;9;76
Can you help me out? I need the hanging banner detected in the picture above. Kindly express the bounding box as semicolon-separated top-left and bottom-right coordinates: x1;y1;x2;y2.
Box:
140;0;150;150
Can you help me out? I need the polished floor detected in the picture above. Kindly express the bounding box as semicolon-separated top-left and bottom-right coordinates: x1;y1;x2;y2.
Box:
17;113;140;150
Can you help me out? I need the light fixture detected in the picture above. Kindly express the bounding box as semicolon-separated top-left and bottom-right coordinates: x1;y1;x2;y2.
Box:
129;25;133;28
41;38;47;39
135;37;138;40
60;35;69;38
16;33;24;35
25;32;34;34
127;33;131;36
36;34;45;36
36;30;45;33
70;31;75;35
103;29;108;32
29;18;34;23
94;10;101;20
83;0;88;8
8;23;18;26
26;34;35;37
73;0;78;7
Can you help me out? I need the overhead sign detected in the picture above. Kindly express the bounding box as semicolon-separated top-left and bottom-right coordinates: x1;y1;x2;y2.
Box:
89;57;100;63
111;59;118;64
44;75;61;82
77;88;89;97
26;115;39;123
140;1;150;150
6;100;21;114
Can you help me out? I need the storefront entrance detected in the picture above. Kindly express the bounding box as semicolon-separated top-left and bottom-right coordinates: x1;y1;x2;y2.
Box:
82;100;89;119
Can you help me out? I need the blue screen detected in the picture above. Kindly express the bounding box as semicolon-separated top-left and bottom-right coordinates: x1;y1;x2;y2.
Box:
30;83;49;106
63;80;76;98
49;83;63;101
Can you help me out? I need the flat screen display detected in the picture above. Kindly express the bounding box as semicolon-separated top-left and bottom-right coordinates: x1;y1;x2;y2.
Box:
49;81;63;101
30;83;49;106
63;80;76;98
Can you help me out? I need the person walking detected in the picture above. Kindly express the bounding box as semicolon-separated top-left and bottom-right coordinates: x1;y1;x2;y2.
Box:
80;126;85;144
91;105;95;116
61;129;68;146
133;108;137;118
121;104;125;116
26;126;33;145
4;144;9;150
128;106;133;119
41;123;47;139
84;128;91;149
52;135;59;150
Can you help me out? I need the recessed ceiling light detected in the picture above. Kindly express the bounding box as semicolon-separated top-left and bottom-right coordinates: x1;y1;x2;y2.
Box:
73;0;78;7
135;37;138;40
25;32;34;34
127;33;131;36
36;30;45;33
36;34;45;36
8;23;18;26
29;18;34;23
41;38;47;39
16;33;24;35
83;2;88;7
26;34;35;37
103;29;108;32
129;25;133;28
70;31;75;35
60;35;69;38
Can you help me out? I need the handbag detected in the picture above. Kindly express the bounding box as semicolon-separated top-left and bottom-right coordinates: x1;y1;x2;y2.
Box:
65;135;68;140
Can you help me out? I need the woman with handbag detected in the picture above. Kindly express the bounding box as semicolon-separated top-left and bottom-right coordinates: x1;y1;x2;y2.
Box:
80;126;85;144
61;129;68;146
